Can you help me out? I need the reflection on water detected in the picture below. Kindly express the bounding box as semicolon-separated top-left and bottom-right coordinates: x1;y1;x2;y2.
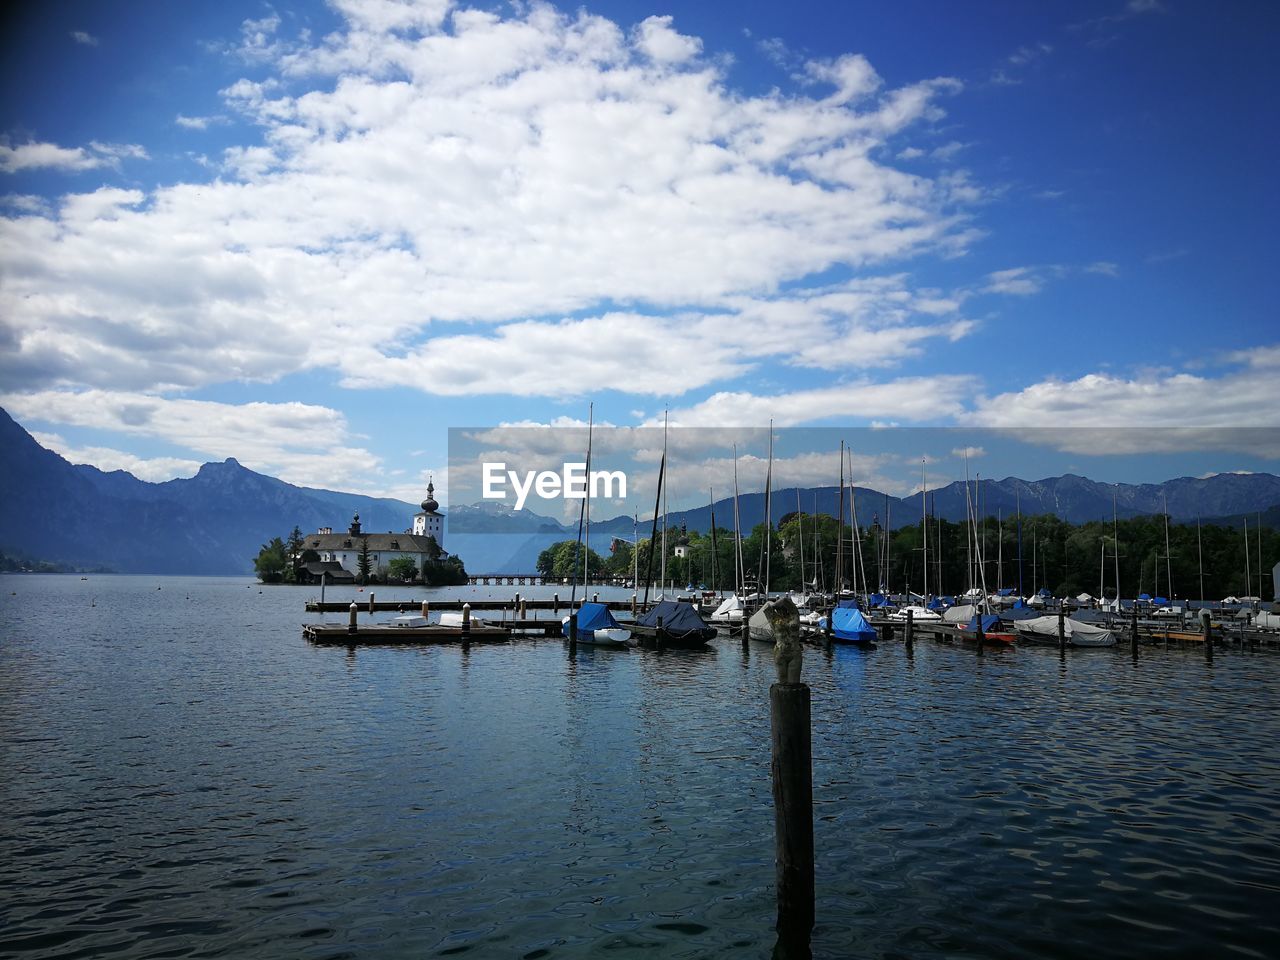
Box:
1;576;1278;959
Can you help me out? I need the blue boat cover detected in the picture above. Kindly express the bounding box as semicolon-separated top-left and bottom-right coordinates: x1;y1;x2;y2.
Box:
831;606;876;643
997;588;1015;597
1037;588;1052;597
1012;599;1025;609
965;614;1001;633
568;602;622;636
869;593;888;608
637;600;711;634
837;598;861;610
927;596;945;610
1152;596;1169;605
1139;593;1152;601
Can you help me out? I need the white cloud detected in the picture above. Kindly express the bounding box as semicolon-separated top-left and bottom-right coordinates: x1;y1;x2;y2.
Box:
1;3;979;401
952;445;985;459
982;266;1042;296
1084;260;1119;276
0;140;147;174
633;15;701;64
2;391;392;490
967;347;1280;455
175;114;228;130
71;30;100;47
666;375;976;427
32;432;202;482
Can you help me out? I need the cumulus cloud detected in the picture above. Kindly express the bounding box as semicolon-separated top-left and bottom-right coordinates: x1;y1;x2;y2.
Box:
1;2;976;403
32;432;202;482
967;347;1280;456
0;139;147;174
71;30;100;47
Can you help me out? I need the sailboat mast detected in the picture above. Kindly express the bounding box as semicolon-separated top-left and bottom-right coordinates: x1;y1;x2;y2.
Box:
1258;513;1264;601
1244;517;1251;598
1162;491;1173;600
763;421;773;594
1112;489;1121;608
732;444;744;595
997;508;1003;592
1016;488;1023;598
660;409;668;595
834;442;844;593
583;404;594;586
921;457;929;599
796;488;804;597
1196;514;1204;603
709;488;718;595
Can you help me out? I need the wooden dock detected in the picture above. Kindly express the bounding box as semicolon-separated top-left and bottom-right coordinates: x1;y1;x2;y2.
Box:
304;598;631;613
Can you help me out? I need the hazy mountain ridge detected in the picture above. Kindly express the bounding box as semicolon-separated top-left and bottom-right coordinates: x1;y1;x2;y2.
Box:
0;408;419;574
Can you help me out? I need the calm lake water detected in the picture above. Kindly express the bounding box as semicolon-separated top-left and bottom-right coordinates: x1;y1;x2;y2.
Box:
2;575;1278;959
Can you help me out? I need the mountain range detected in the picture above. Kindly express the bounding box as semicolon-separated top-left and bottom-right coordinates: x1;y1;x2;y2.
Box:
3;405;1278;575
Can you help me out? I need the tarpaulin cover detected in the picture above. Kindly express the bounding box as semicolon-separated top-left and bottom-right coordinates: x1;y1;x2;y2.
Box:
638;600;711;634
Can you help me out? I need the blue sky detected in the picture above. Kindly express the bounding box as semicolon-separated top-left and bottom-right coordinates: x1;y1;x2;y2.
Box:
1;0;1277;506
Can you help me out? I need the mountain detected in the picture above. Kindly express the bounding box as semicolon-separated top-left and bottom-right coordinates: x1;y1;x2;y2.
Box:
0;407;419;574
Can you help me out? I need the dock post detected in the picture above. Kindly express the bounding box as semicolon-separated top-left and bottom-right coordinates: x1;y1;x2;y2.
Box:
1057;609;1066;654
461;602;471;648
1203;611;1213;662
631;593;637;617
823;607;832;649
553;593;560;615
1131;607;1139;655
975;613;985;657
770;682;814;954
348;601;358;634
568;610;577;653
904;607;914;652
422;600;430;620
320;571;326;607
657;615;665;650
368;592;375;615
593;592;599;604
519;597;527;619
514;592;521;617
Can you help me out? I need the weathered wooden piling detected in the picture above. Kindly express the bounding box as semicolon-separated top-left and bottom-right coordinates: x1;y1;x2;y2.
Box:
422;600;430;619
553;593;560;615
631;593;638;617
1130;607;1139;655
593;592;599;604
1203;612;1213;662
567;609;577;652
975;614;985;656
1057;609;1067;653
348;601;358;634
767;596;813;953
368;592;375;615
656;615;665;650
823;608;832;649
519;598;527;619
904;607;914;651
461;602;471;648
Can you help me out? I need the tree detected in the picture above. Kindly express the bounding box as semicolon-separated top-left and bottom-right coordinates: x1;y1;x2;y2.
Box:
285;525;305;582
254;537;288;583
536;539;607;580
387;556;418;582
424;535;442;561
357;537;372;584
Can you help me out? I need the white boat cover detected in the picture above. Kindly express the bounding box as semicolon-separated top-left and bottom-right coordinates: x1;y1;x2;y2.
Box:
943;603;979;623
1015;615;1115;646
1253;611;1280;630
711;594;744;622
1076;593;1094;603
890;605;942;622
748;606;772;641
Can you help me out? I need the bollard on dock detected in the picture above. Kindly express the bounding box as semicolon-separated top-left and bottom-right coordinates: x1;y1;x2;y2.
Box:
904;607;914;652
348;601;358;634
461;602;471;647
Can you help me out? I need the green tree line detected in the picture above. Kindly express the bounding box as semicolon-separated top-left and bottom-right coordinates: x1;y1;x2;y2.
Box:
539;513;1277;601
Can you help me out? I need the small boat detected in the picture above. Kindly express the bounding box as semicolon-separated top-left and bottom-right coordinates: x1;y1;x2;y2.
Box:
438;611;492;629
1014;615;1116;647
710;594;747;625
818;602;877;645
562;602;630;648
955;613;1015;646
747;605;774;642
889;604;942;622
633;600;716;648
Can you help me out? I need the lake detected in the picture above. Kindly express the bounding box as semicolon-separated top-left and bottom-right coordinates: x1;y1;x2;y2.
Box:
1;575;1278;958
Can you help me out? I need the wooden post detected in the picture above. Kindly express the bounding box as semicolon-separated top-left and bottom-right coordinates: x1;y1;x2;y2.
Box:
519;598;527;619
568;610;578;652
368;592;375;615
656;615;665;650
461;602;471;647
770;682;814;950
975;613;985;656
1203;612;1213;662
348;601;358;634
631;593;638;617
421;600;429;619
320;571;326;607
1130;606;1139;654
593;592;599;604
904;607;914;652
514;592;521;616
553;593;560;615
1057;608;1066;653
823;607;833;649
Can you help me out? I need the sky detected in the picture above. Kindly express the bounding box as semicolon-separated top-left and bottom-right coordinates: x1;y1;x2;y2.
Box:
1;0;1277;508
